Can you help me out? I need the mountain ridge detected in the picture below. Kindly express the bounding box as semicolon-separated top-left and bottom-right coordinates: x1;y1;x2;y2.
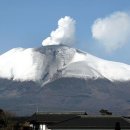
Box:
0;45;130;85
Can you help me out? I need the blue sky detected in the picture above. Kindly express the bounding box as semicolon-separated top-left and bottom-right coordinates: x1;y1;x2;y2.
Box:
0;0;130;64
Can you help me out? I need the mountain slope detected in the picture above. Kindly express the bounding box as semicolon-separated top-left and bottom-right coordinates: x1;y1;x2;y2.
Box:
0;77;130;115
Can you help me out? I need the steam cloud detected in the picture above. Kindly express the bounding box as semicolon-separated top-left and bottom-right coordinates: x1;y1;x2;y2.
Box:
42;16;76;46
92;12;130;52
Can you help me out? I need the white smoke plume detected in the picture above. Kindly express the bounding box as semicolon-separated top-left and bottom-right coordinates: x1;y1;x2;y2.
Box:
42;16;76;46
92;11;130;52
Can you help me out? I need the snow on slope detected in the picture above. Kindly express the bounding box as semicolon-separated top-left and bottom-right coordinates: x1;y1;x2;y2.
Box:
85;53;130;81
69;50;130;81
0;45;130;84
0;48;47;81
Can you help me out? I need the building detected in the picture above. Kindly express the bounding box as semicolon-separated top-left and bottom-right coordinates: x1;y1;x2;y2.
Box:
29;112;130;130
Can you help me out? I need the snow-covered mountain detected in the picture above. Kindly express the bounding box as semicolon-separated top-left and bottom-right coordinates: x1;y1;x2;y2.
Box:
0;45;130;85
0;45;130;115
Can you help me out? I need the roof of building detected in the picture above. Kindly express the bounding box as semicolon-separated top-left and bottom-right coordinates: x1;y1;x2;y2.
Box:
48;116;130;129
31;111;87;123
30;112;130;129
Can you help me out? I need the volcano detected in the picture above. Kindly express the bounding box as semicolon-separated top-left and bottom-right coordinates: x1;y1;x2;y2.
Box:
0;45;130;115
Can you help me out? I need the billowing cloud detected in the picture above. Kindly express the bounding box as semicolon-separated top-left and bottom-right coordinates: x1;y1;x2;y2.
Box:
42;16;76;46
92;12;130;52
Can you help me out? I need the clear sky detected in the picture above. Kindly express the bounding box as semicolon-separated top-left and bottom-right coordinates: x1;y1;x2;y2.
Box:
0;0;130;64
